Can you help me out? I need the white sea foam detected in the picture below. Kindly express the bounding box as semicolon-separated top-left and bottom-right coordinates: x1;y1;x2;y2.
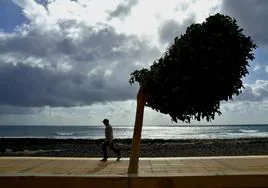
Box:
239;129;258;133
56;132;74;136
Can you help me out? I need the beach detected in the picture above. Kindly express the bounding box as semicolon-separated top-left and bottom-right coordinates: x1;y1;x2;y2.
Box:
1;138;268;157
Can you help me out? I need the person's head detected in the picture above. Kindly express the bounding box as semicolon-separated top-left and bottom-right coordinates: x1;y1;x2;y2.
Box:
102;119;109;126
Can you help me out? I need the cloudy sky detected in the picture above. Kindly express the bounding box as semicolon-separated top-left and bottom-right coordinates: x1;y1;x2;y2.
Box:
0;0;268;126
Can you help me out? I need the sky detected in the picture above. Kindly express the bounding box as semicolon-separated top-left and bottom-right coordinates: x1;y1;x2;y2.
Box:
0;0;268;126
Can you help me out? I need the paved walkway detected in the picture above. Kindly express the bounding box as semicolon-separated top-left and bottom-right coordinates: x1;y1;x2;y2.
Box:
0;156;268;176
1;156;268;188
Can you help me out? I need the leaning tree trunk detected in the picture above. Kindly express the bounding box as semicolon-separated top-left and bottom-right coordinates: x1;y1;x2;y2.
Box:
127;87;148;174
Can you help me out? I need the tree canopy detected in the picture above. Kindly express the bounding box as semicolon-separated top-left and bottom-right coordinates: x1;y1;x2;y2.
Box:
129;13;257;123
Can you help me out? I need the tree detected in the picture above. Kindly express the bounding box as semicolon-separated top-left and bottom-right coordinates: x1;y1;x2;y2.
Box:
127;13;257;174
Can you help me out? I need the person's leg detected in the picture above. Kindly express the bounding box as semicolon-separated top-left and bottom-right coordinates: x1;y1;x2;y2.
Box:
111;141;121;159
102;141;109;160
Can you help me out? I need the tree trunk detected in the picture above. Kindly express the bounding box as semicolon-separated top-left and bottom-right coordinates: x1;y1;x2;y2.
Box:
127;87;148;174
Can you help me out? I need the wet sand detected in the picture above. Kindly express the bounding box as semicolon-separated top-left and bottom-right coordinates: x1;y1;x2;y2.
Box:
1;138;268;157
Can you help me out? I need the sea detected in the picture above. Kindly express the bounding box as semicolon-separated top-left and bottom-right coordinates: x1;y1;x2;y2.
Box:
0;124;268;140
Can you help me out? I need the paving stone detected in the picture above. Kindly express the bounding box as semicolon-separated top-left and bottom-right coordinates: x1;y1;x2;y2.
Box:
0;156;268;176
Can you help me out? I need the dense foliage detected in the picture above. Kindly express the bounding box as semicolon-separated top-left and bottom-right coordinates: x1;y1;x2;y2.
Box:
129;13;256;123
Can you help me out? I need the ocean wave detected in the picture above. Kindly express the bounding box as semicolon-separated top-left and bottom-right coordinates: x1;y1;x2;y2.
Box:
239;129;258;133
56;132;75;136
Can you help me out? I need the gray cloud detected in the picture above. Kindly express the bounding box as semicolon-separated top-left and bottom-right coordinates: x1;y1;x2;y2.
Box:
234;80;268;102
1;20;159;68
0;19;160;108
0;105;42;115
222;0;268;46
235;86;261;102
158;16;195;44
108;0;138;19
0;63;136;107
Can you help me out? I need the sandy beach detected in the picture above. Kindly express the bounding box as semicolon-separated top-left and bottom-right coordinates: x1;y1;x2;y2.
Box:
1;138;268;157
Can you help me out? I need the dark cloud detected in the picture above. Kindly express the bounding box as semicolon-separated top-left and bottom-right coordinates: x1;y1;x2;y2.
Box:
158;16;195;44
0;19;160;107
108;0;138;19
222;0;268;46
0;63;136;107
0;105;41;115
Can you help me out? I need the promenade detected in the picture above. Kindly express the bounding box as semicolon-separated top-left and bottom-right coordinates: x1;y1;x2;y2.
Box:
0;156;268;188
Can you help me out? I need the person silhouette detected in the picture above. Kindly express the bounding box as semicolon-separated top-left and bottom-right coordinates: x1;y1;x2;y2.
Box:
100;119;121;162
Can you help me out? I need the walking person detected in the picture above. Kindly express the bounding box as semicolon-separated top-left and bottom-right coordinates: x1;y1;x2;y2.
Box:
101;119;121;162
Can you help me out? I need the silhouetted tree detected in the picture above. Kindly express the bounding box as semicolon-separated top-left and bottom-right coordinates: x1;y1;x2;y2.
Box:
127;13;256;174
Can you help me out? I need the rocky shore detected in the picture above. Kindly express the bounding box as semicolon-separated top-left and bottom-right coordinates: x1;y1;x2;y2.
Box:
1;138;268;157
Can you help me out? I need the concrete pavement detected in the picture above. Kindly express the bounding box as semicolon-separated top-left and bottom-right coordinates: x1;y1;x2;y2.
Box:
0;156;268;187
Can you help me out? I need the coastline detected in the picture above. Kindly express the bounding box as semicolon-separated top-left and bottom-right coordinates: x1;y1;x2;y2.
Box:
1;137;268;157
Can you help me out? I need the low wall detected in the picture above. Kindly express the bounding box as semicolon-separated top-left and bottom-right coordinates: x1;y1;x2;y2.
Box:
1;174;268;188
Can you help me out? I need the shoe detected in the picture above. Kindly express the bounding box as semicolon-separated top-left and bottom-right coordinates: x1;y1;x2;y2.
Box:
100;158;107;162
116;156;121;161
